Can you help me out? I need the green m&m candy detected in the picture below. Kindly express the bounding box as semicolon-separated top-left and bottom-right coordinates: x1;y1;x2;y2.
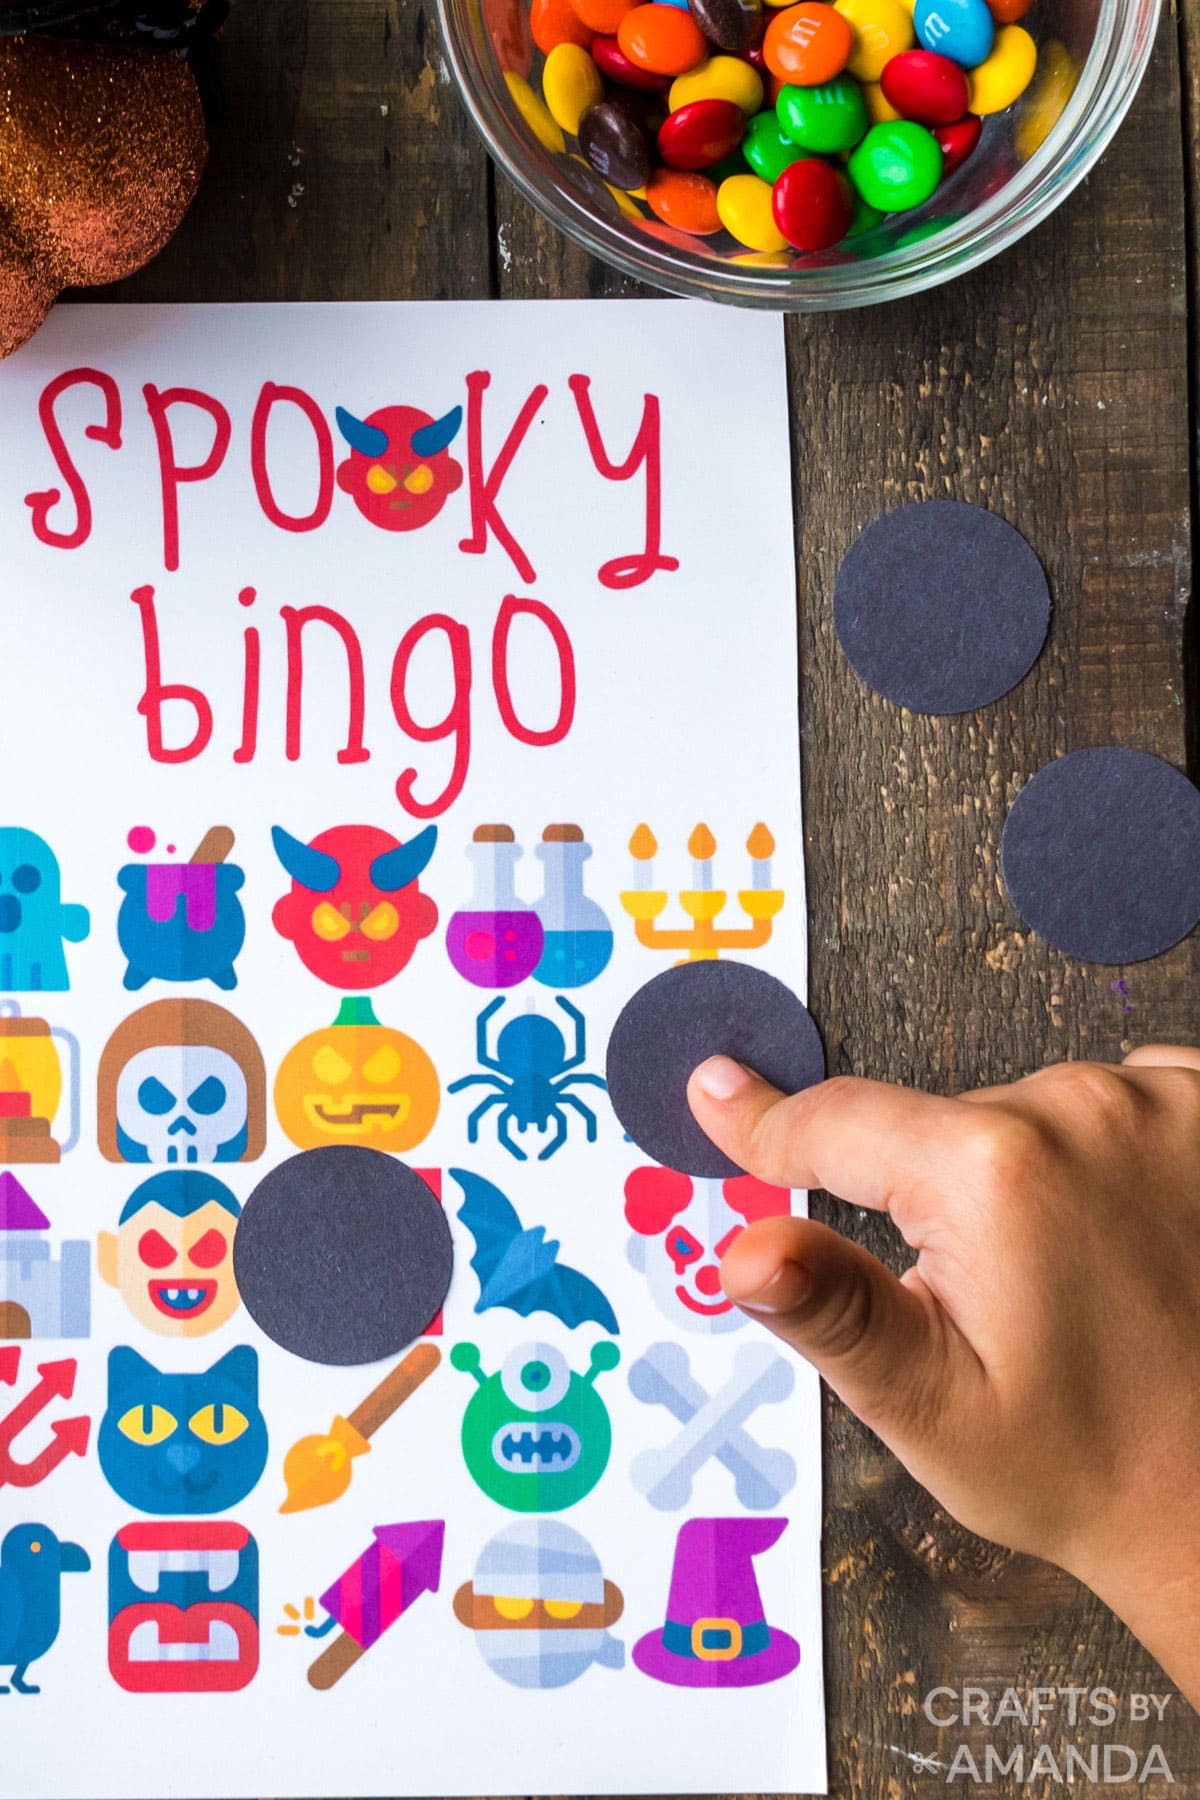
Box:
845;190;884;237
776;76;868;156
847;120;943;211
743;111;809;182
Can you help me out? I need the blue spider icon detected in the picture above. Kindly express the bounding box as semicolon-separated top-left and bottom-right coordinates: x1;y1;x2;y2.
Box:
448;996;608;1162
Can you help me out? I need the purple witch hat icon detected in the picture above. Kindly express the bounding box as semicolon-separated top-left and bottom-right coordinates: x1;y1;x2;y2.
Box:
633;1517;800;1689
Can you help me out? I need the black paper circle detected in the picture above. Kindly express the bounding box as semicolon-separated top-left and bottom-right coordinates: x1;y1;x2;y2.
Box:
1001;747;1200;964
233;1146;453;1365
834;501;1050;714
605;959;825;1179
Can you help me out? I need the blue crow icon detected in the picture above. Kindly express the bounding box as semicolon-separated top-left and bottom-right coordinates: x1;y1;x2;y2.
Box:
0;1523;89;1694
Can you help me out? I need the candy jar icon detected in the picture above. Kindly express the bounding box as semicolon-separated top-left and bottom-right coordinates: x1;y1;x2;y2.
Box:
446;825;544;989
532;825;613;989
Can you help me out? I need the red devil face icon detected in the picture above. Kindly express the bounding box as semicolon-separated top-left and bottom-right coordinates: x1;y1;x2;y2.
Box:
335;403;464;531
271;824;439;989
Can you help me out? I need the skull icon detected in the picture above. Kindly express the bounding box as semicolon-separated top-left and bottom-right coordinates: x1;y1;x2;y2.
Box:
98;1000;266;1165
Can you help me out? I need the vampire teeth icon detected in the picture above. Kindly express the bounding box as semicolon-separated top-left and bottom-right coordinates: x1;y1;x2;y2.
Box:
453;1520;624;1689
107;1521;259;1692
450;1340;618;1512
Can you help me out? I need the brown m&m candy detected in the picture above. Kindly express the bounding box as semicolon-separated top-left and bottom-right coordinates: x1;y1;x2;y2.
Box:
579;97;652;188
686;0;763;52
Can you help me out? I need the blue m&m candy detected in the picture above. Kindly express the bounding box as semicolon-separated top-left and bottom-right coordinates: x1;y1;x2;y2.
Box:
913;0;993;68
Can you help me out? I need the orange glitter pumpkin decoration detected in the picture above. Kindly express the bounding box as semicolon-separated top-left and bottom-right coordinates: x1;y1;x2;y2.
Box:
0;30;209;358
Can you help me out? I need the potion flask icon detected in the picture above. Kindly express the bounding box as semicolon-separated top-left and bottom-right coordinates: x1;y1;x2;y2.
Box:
532;825;613;989
445;826;544;990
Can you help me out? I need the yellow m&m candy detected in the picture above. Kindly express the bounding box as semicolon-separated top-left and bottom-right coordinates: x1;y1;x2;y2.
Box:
543;43;604;133
716;172;789;249
967;23;1036;114
834;0;914;81
505;70;567;152
669;53;765;114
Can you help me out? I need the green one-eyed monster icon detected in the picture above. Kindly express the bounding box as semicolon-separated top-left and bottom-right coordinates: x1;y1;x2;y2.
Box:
450;1339;619;1512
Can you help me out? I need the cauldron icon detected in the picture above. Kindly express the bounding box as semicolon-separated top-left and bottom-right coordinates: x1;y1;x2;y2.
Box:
117;827;246;992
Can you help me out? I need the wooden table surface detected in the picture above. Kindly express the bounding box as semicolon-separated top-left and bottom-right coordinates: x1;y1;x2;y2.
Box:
101;1;1200;1793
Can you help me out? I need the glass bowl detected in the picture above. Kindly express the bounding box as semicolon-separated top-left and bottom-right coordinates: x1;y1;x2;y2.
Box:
436;0;1161;307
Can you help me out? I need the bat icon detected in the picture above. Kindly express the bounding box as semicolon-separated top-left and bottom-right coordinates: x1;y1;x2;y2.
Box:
451;1169;619;1334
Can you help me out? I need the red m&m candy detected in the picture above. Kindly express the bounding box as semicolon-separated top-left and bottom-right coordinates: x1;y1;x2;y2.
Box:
771;155;853;247
880;48;969;124
657;96;746;165
931;109;980;172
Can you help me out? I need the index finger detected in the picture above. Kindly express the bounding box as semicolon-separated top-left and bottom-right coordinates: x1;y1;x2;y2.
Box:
686;1057;980;1221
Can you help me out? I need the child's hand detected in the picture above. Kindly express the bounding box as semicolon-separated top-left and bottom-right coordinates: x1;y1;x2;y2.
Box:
689;1046;1200;1702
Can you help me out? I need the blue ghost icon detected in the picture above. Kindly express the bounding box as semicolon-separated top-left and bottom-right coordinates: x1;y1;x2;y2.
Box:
0;831;90;992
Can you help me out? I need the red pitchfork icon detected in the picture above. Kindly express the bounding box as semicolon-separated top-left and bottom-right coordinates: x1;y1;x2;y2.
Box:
0;1348;90;1489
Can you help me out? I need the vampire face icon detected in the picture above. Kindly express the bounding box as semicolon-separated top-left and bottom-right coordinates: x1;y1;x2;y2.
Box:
98;1170;242;1337
97;1000;266;1165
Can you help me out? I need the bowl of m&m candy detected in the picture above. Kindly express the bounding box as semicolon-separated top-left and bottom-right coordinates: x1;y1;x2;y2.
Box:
438;0;1159;303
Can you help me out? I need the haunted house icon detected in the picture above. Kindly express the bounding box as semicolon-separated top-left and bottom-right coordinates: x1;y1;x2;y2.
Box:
0;1171;89;1338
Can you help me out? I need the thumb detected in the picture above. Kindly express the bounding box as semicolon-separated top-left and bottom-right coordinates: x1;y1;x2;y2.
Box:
720;1214;967;1441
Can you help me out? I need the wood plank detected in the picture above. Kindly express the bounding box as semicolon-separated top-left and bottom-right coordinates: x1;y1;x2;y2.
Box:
790;19;1200;1796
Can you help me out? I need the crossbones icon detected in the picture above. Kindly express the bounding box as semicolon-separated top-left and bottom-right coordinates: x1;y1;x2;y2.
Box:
628;1341;796;1511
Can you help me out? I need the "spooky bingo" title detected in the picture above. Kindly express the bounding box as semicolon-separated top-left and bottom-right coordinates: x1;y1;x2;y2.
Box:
21;367;679;818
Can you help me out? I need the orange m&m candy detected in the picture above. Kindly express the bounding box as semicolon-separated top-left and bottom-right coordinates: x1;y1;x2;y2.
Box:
532;0;596;53
763;2;853;83
570;0;638;38
618;3;710;73
645;166;722;231
986;0;1032;21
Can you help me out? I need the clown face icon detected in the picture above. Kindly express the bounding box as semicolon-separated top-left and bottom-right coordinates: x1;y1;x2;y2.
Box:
97;1001;266;1165
271;825;438;991
98;1171;241;1336
625;1169;792;1334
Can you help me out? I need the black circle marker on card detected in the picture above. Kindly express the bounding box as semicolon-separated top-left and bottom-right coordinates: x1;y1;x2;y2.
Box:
606;959;825;1179
234;1145;453;1365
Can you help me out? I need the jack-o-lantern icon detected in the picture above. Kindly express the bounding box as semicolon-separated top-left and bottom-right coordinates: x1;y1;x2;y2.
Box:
273;997;440;1152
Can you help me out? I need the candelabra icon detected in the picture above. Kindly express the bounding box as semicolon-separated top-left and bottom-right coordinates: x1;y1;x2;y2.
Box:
619;823;784;961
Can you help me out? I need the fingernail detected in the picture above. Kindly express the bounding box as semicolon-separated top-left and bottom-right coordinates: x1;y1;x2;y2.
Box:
735;1261;811;1315
693;1055;751;1102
